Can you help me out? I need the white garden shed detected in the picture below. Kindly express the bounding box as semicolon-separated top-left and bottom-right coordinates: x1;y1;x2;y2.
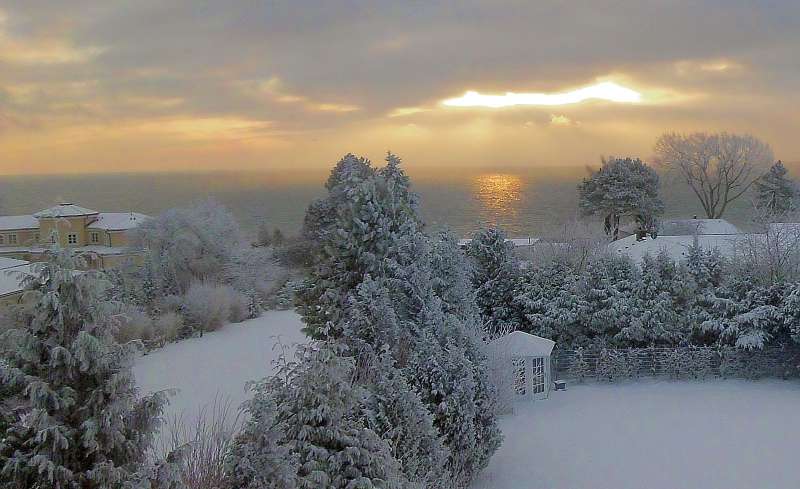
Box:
488;331;555;401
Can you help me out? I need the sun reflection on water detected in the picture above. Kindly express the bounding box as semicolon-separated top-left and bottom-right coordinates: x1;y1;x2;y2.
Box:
473;173;523;226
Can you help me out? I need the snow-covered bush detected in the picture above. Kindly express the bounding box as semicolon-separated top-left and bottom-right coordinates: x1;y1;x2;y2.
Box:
0;248;178;488
567;347;591;383
182;282;248;332
154;311;184;343
112;303;156;344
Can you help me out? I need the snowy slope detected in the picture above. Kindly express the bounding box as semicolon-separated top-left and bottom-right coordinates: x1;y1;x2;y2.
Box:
471;380;800;489
134;310;308;429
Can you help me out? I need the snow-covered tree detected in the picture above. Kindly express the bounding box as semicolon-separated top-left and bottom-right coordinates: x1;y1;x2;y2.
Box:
754;160;796;215
361;354;450;489
296;153;421;339
578;157;664;240
466;228;522;338
0;248;176;488
272;343;405;489
128;199;243;300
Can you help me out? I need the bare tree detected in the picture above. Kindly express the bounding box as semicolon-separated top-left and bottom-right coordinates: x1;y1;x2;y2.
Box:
731;205;800;285
654;132;774;218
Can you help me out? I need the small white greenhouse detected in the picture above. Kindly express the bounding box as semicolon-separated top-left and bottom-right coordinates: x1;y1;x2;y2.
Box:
488;331;555;401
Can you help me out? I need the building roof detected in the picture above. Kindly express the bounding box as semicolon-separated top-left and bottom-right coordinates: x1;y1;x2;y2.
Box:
610;233;744;262
88;212;149;231
0;258;31;298
487;331;555;358
659;218;741;236
0;257;30;270
34;203;99;218
458;237;539;248
0;215;39;231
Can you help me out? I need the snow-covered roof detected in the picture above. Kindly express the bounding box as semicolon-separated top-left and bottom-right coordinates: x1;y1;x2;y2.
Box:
0;215;39;231
0;257;30;270
458;237;539;248
659;218;741;236
0;264;30;298
34;203;99;218
88;212;149;231
610;234;744;262
487;331;555;358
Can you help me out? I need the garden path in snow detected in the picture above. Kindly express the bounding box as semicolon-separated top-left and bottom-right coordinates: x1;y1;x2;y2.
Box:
472;380;800;489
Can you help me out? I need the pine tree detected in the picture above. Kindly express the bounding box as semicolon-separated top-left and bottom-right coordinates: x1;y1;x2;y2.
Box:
466;228;521;338
274;343;405;489
0;248;175;488
754;160;797;215
361;355;450;489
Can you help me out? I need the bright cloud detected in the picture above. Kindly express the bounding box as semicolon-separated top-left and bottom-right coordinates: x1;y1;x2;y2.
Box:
441;81;642;108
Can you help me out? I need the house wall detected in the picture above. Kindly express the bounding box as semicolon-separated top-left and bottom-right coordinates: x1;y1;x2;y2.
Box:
0;229;39;247
38;216;97;247
0;291;23;309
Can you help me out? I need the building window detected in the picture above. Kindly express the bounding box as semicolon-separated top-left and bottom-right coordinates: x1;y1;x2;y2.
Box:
67;233;78;245
90;232;100;244
49;234;57;244
34;233;40;243
0;235;4;245
8;234;17;245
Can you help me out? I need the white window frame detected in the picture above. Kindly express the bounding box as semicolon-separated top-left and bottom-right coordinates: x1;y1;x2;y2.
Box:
0;235;4;245
8;234;17;245
67;233;78;245
90;232;100;244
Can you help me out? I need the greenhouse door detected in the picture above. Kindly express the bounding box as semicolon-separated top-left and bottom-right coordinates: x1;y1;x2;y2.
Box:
531;357;547;400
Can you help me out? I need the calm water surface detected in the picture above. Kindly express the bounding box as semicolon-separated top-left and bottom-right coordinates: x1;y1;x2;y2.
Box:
0;167;758;238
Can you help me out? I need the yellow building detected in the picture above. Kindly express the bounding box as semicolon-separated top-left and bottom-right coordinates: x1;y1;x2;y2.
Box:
0;203;149;269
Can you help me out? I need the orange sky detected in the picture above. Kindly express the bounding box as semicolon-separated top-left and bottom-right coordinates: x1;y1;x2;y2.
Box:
1;1;798;175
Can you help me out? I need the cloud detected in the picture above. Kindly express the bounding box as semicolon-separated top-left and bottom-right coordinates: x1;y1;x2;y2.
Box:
441;82;642;108
550;114;579;127
248;77;360;113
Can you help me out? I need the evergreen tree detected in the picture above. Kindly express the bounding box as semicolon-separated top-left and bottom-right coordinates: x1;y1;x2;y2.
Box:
0;249;175;488
754;160;797;215
273;343;405;489
578;157;664;240
466;228;521;338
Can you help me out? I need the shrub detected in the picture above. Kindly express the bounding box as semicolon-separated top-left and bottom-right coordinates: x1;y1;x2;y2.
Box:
154;312;184;343
112;304;155;344
182;282;249;332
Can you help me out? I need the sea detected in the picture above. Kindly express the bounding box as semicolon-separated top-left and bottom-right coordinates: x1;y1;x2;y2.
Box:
0;166;761;238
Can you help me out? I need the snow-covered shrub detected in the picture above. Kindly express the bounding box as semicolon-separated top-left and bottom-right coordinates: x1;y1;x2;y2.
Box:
112;304;156;344
0;248;177;487
154;311;184;343
223;246;285;315
182;282;248;332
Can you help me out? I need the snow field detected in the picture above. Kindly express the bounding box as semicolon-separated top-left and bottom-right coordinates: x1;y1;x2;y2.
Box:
134;310;308;433
472;380;800;489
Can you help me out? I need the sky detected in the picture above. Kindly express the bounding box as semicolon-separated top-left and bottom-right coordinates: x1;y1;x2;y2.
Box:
0;1;798;175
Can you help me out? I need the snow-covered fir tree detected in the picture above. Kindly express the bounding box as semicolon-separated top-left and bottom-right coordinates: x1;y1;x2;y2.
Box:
578;157;664;240
0;248;177;489
466;227;522;338
754;160;797;215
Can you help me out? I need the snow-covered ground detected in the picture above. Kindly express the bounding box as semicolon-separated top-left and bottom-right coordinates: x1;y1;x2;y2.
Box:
472;380;800;489
134;310;307;430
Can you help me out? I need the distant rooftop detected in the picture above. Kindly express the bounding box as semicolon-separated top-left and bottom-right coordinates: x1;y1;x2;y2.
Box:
0;215;39;231
89;212;150;231
610;233;744;263
659;218;741;236
34;203;99;219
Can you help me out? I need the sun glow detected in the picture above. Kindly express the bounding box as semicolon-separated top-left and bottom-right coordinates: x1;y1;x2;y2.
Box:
442;81;642;108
